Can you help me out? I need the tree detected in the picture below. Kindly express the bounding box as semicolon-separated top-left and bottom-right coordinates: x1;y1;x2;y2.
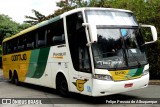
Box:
24;9;46;25
0;14;30;63
18;23;31;31
0;14;31;44
0;14;19;42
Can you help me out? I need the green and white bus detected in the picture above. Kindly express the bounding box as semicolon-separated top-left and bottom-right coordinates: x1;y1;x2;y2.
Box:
2;7;157;96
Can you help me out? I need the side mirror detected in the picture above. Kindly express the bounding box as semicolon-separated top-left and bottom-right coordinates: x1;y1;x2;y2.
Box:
82;23;97;43
140;24;157;45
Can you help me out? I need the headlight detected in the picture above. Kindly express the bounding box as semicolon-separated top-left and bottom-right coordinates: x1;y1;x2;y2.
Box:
93;74;113;81
142;69;149;76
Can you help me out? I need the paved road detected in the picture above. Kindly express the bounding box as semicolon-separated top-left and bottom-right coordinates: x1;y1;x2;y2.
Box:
0;70;160;107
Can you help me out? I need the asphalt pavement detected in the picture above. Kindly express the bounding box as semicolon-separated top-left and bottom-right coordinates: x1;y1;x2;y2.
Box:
0;69;160;107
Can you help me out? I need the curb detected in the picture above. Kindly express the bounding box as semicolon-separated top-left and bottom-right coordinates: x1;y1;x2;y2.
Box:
149;80;160;85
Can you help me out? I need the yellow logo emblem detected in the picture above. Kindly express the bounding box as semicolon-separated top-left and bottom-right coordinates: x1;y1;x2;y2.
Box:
73;79;88;92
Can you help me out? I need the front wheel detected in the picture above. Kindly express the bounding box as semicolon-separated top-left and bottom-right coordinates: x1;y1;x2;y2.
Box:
56;76;69;97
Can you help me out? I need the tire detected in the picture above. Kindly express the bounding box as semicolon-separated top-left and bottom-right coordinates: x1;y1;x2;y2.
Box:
11;76;14;84
13;72;19;86
9;72;13;83
56;76;69;97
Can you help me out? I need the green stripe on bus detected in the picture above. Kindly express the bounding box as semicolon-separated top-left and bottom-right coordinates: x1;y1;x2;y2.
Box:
31;47;50;78
127;69;137;77
26;49;40;77
48;16;61;24
38;16;61;28
133;67;144;77
125;67;144;79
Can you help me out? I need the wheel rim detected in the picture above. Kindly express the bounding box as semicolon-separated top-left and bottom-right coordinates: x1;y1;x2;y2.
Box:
60;80;67;93
13;74;19;85
57;78;68;96
15;78;18;85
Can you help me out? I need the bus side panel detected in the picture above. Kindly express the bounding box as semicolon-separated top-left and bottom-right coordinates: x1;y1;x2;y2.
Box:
24;45;69;89
3;55;11;79
47;45;69;89
24;48;50;86
2;51;31;82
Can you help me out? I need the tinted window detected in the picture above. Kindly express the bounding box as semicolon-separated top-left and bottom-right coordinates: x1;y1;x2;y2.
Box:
37;27;47;47
3;19;65;55
26;32;36;49
47;19;65;46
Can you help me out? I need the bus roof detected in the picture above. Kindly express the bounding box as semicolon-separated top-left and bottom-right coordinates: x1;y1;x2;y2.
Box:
2;7;133;43
62;7;132;17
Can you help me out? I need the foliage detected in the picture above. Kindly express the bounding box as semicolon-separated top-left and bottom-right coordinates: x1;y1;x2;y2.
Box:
0;14;19;42
24;9;46;25
18;23;31;31
0;14;30;67
0;14;31;44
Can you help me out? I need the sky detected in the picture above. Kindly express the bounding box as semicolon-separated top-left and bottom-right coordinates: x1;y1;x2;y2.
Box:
0;0;61;23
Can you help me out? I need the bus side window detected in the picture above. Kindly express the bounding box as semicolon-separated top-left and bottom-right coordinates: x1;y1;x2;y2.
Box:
17;37;25;51
2;42;7;55
52;34;65;45
37;28;47;47
7;40;14;54
13;38;18;52
47;19;65;46
26;32;36;49
7;42;11;54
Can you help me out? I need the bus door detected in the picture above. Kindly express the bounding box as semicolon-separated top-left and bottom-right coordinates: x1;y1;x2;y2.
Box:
66;12;92;95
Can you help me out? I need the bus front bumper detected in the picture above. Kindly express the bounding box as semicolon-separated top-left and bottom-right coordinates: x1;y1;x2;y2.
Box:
92;74;149;96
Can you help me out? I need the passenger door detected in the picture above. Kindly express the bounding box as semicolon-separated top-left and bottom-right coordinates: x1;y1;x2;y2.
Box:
66;12;93;95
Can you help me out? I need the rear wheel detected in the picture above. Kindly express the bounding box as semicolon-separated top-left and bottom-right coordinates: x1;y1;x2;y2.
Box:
56;75;69;97
11;76;14;84
13;72;19;86
9;71;13;83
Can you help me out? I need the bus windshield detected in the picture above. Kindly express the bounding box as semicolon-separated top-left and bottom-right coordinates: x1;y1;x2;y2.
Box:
85;10;138;26
92;27;148;69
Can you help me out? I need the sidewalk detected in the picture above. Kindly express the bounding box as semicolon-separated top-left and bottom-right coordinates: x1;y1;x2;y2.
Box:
149;80;160;85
